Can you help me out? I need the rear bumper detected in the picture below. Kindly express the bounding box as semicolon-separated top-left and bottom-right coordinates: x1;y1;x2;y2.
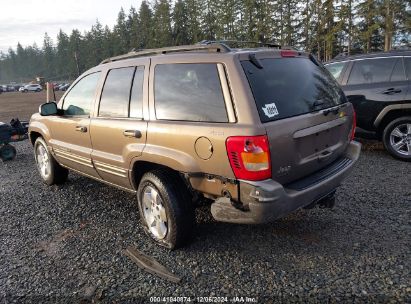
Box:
211;141;361;224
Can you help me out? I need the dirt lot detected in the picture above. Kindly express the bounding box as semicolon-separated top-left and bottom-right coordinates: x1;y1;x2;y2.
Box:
0;93;410;303
0;91;64;123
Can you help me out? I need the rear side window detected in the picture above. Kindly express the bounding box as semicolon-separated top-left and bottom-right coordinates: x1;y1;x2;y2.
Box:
99;67;135;117
154;63;228;122
241;58;345;123
325;62;345;82
347;58;397;85
130;67;144;118
63;72;101;116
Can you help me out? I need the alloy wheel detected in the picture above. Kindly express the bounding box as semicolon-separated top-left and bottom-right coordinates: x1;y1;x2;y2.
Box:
390;123;411;156
142;185;168;239
36;144;51;179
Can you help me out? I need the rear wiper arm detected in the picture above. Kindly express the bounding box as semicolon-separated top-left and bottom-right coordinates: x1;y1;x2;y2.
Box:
249;53;263;69
312;99;325;109
322;104;345;116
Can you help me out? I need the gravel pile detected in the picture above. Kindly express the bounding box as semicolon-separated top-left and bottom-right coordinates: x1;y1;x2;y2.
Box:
0;140;410;303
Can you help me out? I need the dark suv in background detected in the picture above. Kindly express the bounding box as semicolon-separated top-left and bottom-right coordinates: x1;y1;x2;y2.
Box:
325;51;411;161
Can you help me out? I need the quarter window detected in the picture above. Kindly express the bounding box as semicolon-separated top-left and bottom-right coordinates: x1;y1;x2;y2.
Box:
390;58;406;82
404;57;411;80
347;58;397;85
325;62;345;82
154;63;228;122
63;72;101;116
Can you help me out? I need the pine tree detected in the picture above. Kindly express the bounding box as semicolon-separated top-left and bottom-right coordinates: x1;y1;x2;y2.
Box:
202;0;218;40
356;0;383;52
173;0;190;45
214;0;240;40
186;0;203;43
237;0;256;41
323;0;336;61
68;29;84;77
255;0;274;43
138;0;153;49
152;0;173;47
42;33;56;78
113;8;131;54
56;30;70;79
128;6;140;50
1;0;410;83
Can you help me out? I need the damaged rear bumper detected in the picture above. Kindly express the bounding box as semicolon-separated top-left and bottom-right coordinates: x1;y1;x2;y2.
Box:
211;141;361;224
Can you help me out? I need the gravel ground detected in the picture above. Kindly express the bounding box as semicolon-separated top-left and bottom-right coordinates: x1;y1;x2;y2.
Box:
0;140;410;303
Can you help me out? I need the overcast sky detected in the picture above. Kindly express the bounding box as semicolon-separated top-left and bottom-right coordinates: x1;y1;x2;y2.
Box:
0;0;143;53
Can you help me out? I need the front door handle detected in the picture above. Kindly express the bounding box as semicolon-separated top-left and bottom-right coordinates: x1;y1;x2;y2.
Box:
123;130;142;138
382;88;402;94
75;126;87;132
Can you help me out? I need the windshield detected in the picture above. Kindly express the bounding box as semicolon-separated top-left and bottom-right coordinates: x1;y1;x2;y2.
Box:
241;57;346;123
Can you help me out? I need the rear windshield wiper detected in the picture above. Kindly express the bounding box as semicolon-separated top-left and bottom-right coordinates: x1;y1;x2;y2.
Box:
322;104;346;116
249;53;263;69
312;99;325;109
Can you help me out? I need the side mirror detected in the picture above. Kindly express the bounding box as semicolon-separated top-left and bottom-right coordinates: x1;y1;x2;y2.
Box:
39;102;58;116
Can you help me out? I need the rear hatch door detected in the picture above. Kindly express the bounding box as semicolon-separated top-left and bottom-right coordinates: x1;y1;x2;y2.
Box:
241;53;354;184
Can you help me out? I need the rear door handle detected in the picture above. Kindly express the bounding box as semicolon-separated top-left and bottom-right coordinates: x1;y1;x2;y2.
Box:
75;126;87;132
123;130;142;138
382;88;402;94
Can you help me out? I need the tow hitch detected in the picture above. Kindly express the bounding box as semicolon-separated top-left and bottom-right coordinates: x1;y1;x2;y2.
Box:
304;190;336;209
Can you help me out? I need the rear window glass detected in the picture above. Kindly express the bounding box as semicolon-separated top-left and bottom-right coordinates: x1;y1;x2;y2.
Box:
130;67;144;118
99;67;135;117
347;58;397;85
154;63;228;122
241;58;345;123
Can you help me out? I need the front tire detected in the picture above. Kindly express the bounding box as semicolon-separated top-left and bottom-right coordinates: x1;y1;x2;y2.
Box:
137;170;195;249
382;116;411;161
34;137;68;185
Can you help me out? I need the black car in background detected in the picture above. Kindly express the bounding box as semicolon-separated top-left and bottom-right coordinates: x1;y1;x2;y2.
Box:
325;51;411;161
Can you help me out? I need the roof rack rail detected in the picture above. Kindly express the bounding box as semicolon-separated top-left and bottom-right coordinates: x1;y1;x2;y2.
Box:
198;40;281;49
101;43;231;64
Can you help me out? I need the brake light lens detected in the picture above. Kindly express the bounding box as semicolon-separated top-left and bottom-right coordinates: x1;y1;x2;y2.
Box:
226;135;271;181
350;110;356;141
281;50;297;57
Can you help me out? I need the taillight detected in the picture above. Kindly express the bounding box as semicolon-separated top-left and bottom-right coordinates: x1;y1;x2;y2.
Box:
226;135;271;181
350;110;356;141
281;50;297;57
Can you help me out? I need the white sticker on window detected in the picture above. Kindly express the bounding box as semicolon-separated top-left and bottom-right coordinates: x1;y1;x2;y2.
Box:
262;103;279;118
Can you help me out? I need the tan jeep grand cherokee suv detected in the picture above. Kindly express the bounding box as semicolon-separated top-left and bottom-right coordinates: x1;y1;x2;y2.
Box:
29;42;361;249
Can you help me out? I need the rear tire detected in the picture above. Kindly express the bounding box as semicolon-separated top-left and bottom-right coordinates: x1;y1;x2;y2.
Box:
34;137;68;185
382;116;411;162
137;170;195;249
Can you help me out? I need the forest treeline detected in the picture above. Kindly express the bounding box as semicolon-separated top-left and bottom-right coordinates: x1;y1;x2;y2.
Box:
0;0;409;83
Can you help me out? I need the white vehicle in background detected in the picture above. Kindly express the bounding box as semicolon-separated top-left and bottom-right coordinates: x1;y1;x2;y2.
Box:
19;84;42;93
